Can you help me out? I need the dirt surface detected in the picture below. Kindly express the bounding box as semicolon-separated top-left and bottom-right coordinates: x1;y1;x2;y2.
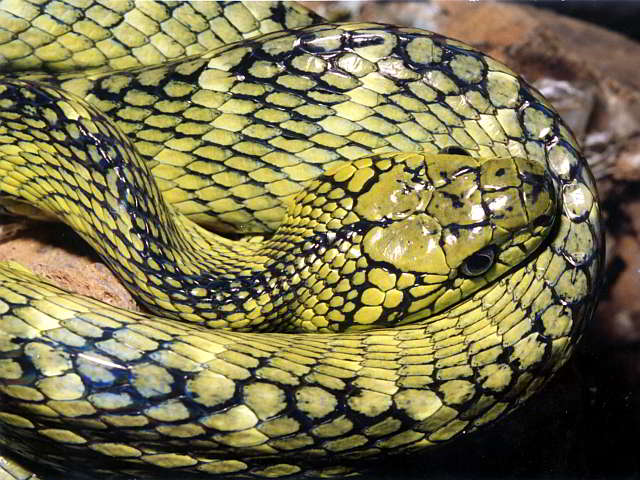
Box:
1;2;639;479
0;222;138;311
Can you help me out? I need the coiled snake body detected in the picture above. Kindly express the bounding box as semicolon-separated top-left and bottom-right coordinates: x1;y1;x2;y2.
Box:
0;2;603;479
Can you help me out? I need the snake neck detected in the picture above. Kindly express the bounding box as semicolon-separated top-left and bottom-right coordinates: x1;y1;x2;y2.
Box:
0;78;392;333
0;79;409;333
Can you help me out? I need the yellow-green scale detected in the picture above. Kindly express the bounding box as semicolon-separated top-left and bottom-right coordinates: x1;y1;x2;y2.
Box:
0;1;603;479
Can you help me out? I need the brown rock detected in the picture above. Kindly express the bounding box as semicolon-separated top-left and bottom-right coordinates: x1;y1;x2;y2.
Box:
0;220;137;311
596;233;640;343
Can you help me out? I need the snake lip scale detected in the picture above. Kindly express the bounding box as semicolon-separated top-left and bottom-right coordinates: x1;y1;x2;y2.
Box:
0;1;603;479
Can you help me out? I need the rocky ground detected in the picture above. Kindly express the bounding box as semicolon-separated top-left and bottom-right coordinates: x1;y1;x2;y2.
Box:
1;2;639;478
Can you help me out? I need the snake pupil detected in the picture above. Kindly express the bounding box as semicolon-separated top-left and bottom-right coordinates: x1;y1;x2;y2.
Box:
460;246;497;277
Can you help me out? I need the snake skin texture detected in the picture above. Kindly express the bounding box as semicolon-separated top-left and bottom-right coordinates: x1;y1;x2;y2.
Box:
0;1;603;479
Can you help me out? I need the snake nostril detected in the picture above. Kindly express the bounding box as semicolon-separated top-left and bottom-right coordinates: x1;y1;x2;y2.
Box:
440;146;470;156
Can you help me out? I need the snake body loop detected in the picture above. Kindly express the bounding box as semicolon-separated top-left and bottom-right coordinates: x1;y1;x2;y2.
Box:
0;2;602;479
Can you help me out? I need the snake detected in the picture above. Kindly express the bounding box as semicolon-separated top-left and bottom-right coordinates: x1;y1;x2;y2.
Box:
0;1;603;479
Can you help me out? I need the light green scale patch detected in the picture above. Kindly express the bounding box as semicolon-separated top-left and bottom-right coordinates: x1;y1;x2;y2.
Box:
523;107;554;139
142;453;198;469
47;399;96;418
347;389;392;417
25;341;71;376
215;428;269;448
450;54;484;83
39;428;87;444
36;373;84;401
406;36;441;65
186;370;235;407
0;358;22;379
197;460;248;475
201;405;258;431
295;386;337;419
131;363;173;397
145;399;190;422
253;464;302;478
241;383;285;421
0;412;34;430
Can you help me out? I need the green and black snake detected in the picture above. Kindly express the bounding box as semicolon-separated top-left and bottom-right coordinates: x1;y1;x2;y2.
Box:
0;1;603;479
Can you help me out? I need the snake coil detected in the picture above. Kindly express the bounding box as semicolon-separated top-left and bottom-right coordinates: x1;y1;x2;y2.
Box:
0;1;602;479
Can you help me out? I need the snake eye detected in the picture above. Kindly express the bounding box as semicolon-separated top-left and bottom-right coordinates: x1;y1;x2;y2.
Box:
440;146;470;156
460;246;497;277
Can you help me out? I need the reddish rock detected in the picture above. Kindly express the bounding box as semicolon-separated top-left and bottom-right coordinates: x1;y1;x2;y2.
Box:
0;221;137;311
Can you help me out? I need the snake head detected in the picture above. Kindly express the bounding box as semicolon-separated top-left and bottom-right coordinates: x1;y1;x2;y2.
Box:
280;151;557;331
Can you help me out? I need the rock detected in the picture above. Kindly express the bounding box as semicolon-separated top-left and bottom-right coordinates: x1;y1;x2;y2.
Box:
0;220;137;311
